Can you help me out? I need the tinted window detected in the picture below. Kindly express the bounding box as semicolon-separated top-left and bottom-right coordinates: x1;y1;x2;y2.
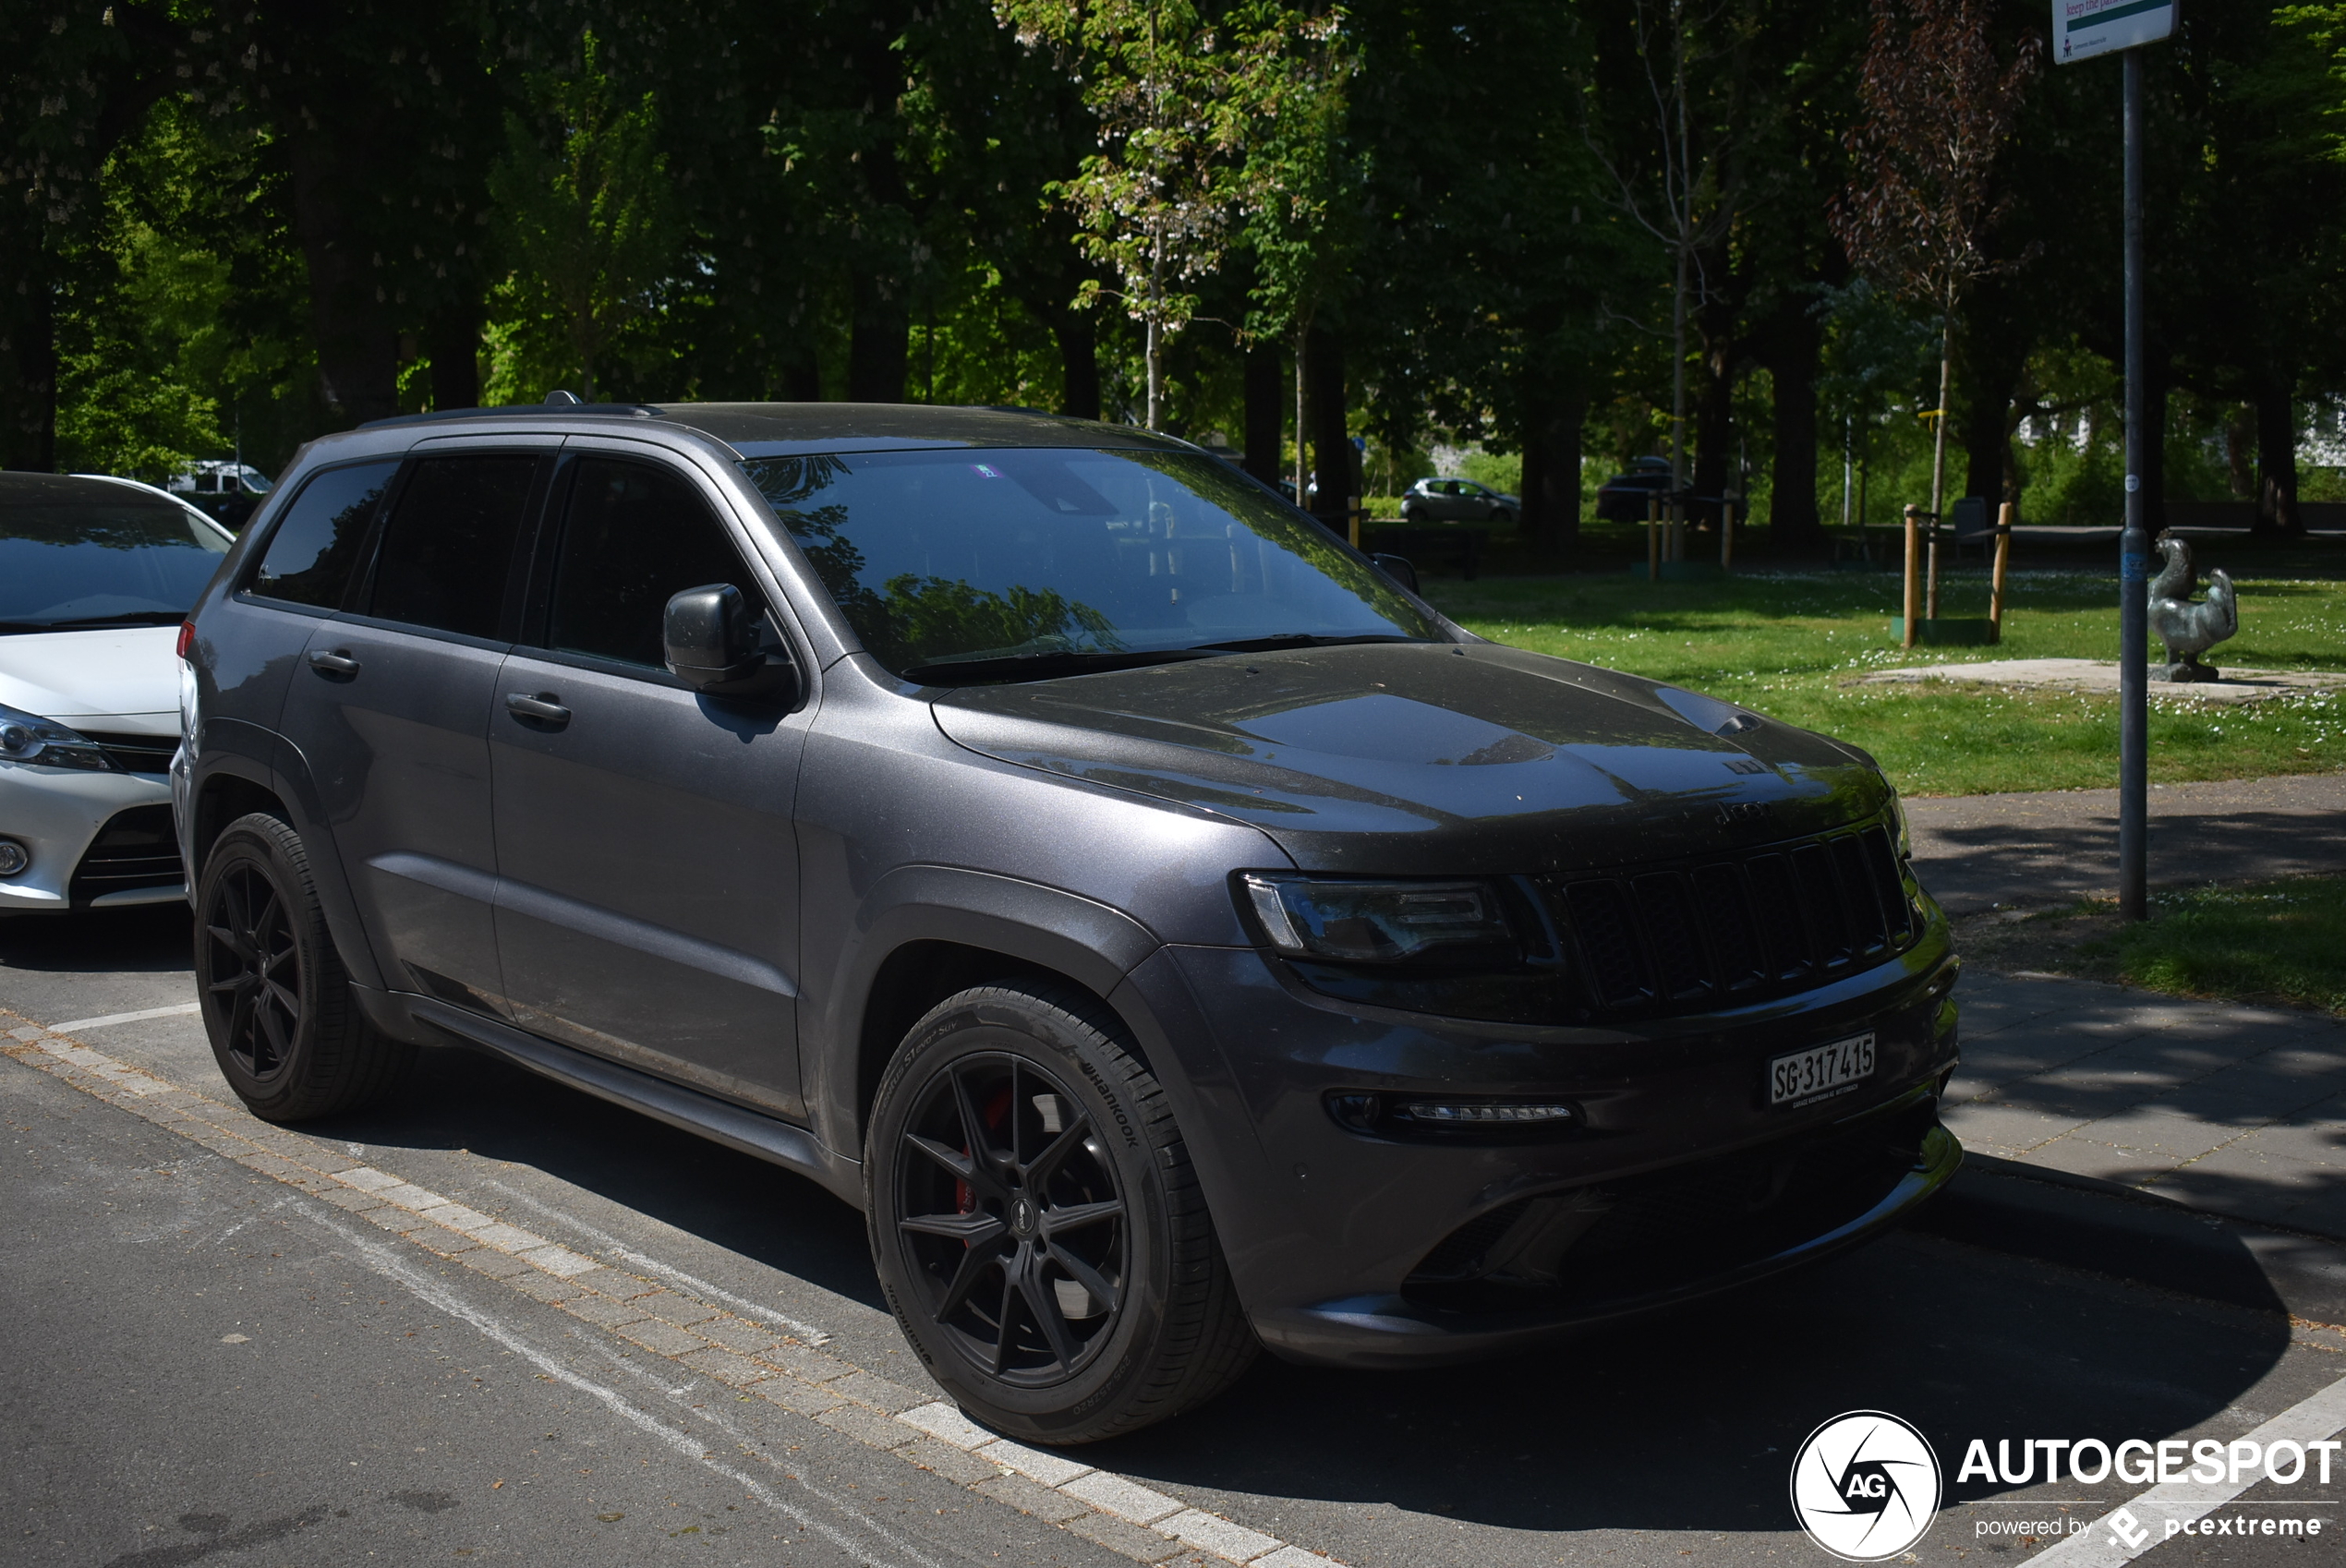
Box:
367;455;538;639
548;458;759;669
737;447;1437;674
248;460;399;609
0;488;231;630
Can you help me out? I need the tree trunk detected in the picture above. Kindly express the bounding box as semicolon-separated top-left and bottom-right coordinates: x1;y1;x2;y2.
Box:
1304;324;1350;533
847;272;909;403
1519;382;1586;555
1055;309;1101;421
1958;327;2025;517
1242;339;1284;487
427;299;482;413
2140;356;2170;533
288;135;400;428
2253;375;2302;537
0;220;55;470
1768;320;1822;549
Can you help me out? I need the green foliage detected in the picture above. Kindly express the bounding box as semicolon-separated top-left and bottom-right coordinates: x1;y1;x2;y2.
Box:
485;31;680;404
2098;875;2346;1016
1427;567;2346;797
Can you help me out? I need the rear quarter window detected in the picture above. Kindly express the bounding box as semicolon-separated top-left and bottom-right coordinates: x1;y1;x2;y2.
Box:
246;460;401;609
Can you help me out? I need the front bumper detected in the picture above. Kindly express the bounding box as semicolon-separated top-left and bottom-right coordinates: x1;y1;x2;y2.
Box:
0;761;183;911
1124;922;1962;1369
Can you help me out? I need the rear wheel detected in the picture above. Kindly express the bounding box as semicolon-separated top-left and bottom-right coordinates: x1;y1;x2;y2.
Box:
866;983;1255;1444
197;812;412;1121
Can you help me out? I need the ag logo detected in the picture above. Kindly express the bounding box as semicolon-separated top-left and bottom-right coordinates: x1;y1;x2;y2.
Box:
1789;1410;1941;1562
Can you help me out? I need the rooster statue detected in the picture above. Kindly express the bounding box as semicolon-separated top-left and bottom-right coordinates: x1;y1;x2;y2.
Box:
2146;530;2238;682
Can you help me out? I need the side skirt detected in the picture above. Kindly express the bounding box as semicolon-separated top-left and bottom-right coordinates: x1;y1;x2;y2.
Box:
377;987;865;1208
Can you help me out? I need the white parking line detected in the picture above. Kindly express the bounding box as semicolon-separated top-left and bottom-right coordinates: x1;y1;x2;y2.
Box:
2031;1371;2346;1566
477;1176;833;1345
301;1206;943;1568
46;1002;202;1032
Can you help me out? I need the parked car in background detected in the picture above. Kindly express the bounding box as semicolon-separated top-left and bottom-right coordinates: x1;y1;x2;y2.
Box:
1594;456;1675;522
175;401;1956;1446
169;460;272;530
1;473;232;914
1398;476;1518;525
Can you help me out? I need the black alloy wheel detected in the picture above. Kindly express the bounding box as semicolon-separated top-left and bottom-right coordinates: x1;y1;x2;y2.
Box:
204;859;302;1083
195;812;413;1121
894;1053;1127;1386
868;984;1255;1444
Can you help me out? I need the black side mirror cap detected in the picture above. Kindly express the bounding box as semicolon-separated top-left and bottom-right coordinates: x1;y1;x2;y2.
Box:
664;583;792;698
1371;553;1420;595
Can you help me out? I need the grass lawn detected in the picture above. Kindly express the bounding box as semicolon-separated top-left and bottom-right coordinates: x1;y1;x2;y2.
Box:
1422;559;2346;796
1953;875;2346;1017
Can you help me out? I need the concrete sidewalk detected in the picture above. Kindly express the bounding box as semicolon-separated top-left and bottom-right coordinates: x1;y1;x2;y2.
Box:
1906;770;2346;915
1943;971;2346;1241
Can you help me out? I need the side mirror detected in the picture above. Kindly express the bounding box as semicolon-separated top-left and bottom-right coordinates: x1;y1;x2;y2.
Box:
663;584;790;698
1371;553;1421;595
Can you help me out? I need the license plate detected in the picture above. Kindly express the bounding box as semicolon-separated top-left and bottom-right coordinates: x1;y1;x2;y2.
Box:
1769;1032;1876;1107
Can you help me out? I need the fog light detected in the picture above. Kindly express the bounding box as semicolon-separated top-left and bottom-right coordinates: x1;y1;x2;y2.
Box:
0;838;28;877
1327;1092;1579;1138
1402;1102;1576;1125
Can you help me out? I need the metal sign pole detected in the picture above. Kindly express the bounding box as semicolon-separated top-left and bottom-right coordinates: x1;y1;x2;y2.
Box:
2118;47;2150;920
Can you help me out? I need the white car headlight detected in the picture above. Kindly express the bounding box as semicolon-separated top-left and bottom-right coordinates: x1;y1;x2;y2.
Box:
0;703;122;772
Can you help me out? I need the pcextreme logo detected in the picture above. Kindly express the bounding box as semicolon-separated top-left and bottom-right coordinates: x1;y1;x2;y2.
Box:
1789;1411;1943;1562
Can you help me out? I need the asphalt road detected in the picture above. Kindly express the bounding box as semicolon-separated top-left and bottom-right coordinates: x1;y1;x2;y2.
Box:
5;905;2343;1568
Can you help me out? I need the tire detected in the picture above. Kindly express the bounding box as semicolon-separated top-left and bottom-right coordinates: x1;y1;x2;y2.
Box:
865;983;1257;1444
196;812;413;1122
1493;507;1516;525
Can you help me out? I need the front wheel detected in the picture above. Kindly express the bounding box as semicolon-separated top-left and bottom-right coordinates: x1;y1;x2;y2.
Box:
866;983;1255;1444
196;812;413;1121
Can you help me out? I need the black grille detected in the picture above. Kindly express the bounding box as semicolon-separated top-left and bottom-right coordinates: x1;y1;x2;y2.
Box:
1545;826;1915;1019
1403;1097;1939;1310
68;805;183;904
79;730;178;774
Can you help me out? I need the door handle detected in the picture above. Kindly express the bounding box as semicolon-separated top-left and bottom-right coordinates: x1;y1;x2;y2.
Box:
308;649;360;677
504;692;571;727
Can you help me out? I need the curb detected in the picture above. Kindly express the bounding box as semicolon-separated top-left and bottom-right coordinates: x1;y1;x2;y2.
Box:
1911;1152;2346;1324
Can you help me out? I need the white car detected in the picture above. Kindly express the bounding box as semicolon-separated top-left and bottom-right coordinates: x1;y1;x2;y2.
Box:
0;472;232;914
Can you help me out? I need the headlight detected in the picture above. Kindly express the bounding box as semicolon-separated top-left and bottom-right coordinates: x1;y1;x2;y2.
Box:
0;703;121;772
1240;874;1521;964
1886;789;1911;860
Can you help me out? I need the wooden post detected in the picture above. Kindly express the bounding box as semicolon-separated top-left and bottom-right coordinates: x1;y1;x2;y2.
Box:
1348;494;1360;549
1720;501;1735;572
1902;504;1921;649
1647;492;1661;580
1989;501;2013;644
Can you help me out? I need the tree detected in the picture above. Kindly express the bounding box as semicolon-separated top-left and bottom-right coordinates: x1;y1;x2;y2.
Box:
487;30;679;404
1830;0;2040;578
996;0;1338;429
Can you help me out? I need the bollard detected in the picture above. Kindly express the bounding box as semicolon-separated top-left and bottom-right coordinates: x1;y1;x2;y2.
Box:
1721;501;1735;573
1989;501;2013;644
1903;504;1922;649
1348;494;1361;549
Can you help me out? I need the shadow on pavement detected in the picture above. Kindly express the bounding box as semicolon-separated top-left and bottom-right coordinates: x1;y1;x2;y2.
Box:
1912;804;2346;916
0;904;192;975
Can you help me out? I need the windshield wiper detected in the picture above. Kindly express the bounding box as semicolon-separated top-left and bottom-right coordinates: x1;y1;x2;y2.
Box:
18;610;188;631
901;647;1215;686
1185;633;1428;654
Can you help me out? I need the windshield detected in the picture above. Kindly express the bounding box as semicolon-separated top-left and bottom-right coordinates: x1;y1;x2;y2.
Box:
738;447;1441;677
0;497;232;630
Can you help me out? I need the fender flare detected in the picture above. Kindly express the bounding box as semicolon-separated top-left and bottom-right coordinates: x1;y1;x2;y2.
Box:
809;863;1162;1155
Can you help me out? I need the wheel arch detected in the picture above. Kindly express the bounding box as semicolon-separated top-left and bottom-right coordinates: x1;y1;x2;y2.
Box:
818;866;1164;1160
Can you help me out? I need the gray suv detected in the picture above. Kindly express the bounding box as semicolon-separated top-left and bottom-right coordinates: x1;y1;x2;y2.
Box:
175;403;1961;1444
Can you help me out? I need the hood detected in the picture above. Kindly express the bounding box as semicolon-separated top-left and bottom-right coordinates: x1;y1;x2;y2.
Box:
931;642;1890;874
0;626;183;731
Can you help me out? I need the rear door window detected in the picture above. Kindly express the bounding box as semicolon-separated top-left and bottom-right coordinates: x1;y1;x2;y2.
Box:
365;455;540;640
246;460;400;609
544;457;762;670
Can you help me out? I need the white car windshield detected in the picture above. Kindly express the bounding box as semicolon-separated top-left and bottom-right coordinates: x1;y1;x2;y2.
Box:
740;447;1440;678
0;492;231;631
